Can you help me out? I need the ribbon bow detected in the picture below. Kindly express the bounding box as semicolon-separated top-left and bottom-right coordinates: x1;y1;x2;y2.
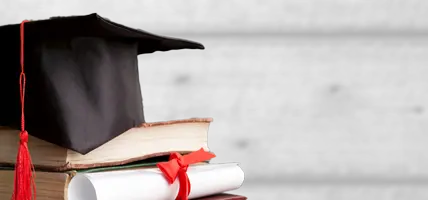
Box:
157;148;215;200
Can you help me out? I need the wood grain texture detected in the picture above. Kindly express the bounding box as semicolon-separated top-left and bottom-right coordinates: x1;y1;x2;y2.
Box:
138;36;428;182
238;185;428;200
1;0;428;33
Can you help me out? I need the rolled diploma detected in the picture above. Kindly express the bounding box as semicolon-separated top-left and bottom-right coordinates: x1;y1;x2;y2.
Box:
68;163;245;200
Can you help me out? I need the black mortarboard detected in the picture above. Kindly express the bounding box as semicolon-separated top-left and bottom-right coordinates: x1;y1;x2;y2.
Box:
0;13;204;154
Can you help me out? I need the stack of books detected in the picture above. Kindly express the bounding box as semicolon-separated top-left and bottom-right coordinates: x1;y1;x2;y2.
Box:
0;118;245;199
0;14;245;200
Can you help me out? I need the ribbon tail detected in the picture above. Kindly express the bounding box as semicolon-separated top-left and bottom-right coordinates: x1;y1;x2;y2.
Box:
182;148;216;165
176;170;191;200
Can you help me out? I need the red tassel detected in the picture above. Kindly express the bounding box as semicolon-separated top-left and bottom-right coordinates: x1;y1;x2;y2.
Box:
12;131;36;200
11;20;36;200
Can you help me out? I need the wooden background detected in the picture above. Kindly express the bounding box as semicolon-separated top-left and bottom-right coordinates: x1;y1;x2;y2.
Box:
142;36;428;199
3;0;428;33
4;0;428;199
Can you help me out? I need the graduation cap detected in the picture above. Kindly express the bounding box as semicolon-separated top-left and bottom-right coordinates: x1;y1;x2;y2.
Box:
0;13;204;154
1;13;204;199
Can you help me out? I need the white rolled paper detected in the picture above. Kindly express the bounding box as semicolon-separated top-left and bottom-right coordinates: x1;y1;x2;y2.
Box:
68;163;244;200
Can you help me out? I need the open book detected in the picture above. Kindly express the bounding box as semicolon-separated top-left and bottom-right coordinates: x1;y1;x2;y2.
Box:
0;118;211;171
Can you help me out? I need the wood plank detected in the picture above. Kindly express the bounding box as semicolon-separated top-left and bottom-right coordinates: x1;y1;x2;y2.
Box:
236;183;428;200
137;36;428;181
1;0;428;33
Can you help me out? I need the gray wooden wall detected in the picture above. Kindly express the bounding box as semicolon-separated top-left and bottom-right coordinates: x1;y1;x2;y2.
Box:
4;0;428;199
3;0;428;34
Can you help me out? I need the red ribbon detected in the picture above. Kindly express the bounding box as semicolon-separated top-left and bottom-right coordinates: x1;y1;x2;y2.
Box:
157;148;215;200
